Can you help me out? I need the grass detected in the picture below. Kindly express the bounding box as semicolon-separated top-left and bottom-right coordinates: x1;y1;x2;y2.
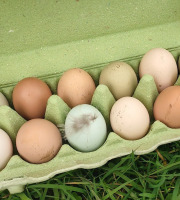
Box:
0;141;179;200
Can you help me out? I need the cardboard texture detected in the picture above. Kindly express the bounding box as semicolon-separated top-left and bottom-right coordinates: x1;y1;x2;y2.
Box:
0;0;180;193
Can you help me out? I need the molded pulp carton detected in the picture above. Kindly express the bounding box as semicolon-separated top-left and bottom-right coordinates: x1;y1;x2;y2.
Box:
0;0;180;194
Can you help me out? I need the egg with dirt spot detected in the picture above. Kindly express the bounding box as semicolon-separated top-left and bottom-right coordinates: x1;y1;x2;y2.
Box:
65;104;107;152
154;86;180;128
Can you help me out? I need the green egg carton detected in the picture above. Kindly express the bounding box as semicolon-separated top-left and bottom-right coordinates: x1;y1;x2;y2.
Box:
0;0;180;194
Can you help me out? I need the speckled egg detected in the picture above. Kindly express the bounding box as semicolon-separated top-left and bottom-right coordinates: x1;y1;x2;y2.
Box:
99;61;138;100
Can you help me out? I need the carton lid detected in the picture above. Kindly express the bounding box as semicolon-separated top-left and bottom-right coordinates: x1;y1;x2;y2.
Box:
0;0;180;87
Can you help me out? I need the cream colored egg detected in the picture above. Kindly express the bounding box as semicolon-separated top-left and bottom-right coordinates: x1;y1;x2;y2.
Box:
0;129;13;170
110;97;150;140
139;48;178;92
0;92;9;106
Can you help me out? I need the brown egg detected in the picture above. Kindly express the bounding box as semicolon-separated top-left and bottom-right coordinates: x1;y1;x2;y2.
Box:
57;68;96;108
153;86;180;128
13;77;52;120
16;119;62;164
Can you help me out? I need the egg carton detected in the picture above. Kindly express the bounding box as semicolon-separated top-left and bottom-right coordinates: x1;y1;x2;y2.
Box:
0;0;180;194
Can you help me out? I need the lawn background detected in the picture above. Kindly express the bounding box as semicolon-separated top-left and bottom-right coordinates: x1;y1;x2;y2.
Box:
0;141;179;200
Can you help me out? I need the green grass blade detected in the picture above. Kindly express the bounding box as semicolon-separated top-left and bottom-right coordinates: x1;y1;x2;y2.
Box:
172;178;180;200
16;193;31;200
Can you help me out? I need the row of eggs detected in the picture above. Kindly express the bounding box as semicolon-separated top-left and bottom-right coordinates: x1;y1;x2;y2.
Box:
0;47;180;170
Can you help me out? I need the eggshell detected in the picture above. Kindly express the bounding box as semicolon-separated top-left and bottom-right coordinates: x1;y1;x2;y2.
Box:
99;61;138;100
16;119;62;164
110;97;150;140
0;129;13;170
0;92;9;106
139;48;178;92
65;104;107;152
13;77;52;120
57;68;96;108
153;86;180;128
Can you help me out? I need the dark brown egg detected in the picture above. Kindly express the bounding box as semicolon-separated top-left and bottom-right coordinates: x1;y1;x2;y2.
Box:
13;77;52;120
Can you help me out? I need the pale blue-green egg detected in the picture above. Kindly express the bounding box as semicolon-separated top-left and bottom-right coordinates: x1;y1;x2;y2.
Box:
65;104;107;152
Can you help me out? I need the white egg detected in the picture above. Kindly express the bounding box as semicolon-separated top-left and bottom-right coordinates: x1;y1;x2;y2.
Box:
110;97;150;140
0;92;9;106
65;104;107;152
0;129;13;170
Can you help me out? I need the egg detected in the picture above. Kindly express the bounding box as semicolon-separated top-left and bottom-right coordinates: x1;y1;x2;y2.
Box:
99;61;138;100
0;92;9;106
57;68;96;108
110;97;150;140
0;129;13;170
16;119;62;164
139;48;178;92
65;104;107;152
13;77;52;120
153;86;180;128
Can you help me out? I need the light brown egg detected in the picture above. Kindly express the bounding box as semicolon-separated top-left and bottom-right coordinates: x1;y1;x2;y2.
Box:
57;68;96;108
153;86;180;128
139;48;178;92
13;77;52;120
16;119;62;164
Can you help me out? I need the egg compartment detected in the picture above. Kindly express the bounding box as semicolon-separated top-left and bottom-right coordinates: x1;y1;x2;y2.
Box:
1;50;180;193
1;0;180;194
